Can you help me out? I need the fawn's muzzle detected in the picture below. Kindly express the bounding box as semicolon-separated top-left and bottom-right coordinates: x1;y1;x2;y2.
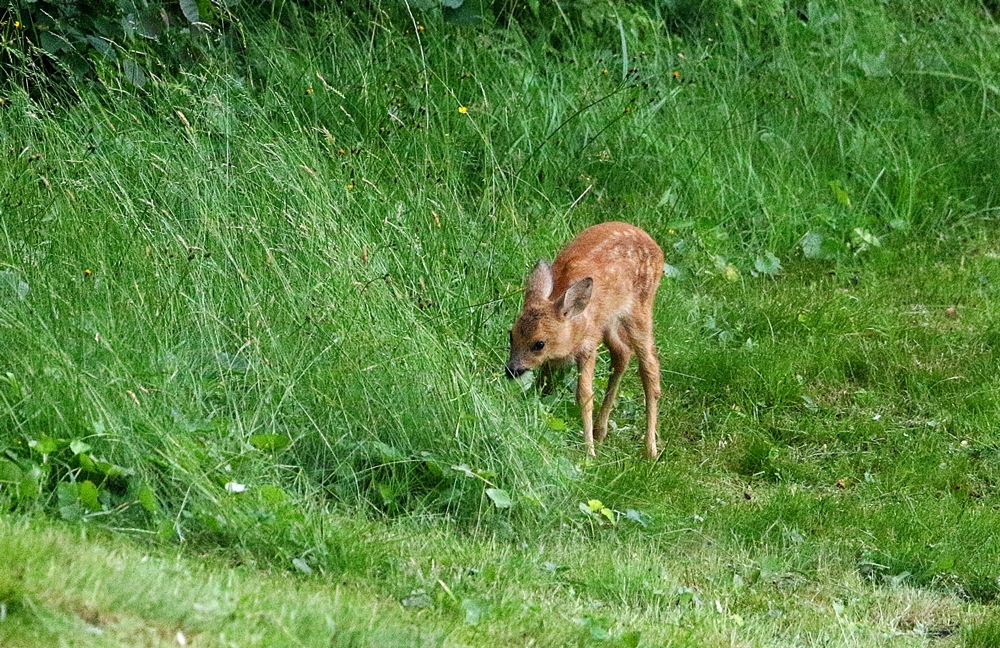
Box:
505;364;527;379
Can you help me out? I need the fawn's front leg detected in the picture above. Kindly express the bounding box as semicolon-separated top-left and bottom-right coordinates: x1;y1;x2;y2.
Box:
576;350;597;456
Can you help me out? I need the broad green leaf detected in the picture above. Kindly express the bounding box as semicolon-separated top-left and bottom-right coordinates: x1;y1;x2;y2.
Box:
888;571;911;587
933;554;957;572
624;508;650;528
829;180;851;207
801;230;843;260
292;557;313;574
376;482;395;504
77;453;97;473
179;0;201;22
587;499;604;512
122;60;146;89
29;435;62;455
0;460;24;485
443;0;487;25
759;555;783;580
0;460;35;503
460;598;484;625
249;434;290;452
259;484;288;505
156;519;176;541
589;624;612;641
199;512;225;532
39;31;70;54
421;452;444;477
70;440;92;455
486;488;512;508
57;483;83;521
800;231;824;259
19;468;41;502
852;227;881;248
545;416;566;431
57;482;77;504
600;507;615;524
78;480;101;511
401;592;432;608
0;271;29;300
372;441;402;461
86;35;114;60
59;502;85;521
860;50;892;77
216;352;249;373
95;459;132;477
754;252;782;276
138;484;158;513
663;263;683;279
451;464;477;479
557;456;581;480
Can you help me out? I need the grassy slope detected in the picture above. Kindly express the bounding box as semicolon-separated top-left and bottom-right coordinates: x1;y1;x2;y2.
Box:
3;0;1000;645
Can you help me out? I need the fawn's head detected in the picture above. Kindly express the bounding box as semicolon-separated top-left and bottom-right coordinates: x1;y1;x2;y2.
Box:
505;261;593;379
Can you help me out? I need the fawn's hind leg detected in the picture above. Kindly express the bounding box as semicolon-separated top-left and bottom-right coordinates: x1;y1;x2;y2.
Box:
595;323;632;443
626;314;661;458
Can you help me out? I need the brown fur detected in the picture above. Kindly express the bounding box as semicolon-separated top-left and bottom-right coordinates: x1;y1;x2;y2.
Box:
506;222;664;458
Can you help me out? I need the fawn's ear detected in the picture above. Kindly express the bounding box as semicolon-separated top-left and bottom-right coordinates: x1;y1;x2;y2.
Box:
558;277;593;319
525;260;554;301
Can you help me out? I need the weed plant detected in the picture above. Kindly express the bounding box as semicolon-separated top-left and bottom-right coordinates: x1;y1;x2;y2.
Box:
2;0;1000;645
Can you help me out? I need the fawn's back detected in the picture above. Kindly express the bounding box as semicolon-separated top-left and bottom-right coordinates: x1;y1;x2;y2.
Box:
549;222;663;328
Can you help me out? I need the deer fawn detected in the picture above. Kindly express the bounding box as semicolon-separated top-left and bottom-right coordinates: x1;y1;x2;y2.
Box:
506;222;664;458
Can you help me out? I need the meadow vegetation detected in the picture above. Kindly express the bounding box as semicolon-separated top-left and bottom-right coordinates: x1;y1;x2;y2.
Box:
2;0;1000;645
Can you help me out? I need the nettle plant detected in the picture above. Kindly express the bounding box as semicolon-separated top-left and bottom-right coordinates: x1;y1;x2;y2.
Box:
0;375;155;523
2;0;232;97
415;0;795;35
0;424;152;522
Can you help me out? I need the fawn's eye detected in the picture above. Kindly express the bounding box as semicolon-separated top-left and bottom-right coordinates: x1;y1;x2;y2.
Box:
531;340;545;352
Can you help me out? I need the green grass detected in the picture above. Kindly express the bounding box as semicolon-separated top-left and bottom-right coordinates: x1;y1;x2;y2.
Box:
2;0;1000;645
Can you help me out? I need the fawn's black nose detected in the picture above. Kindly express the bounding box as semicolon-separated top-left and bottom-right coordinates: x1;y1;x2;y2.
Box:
505;365;527;379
